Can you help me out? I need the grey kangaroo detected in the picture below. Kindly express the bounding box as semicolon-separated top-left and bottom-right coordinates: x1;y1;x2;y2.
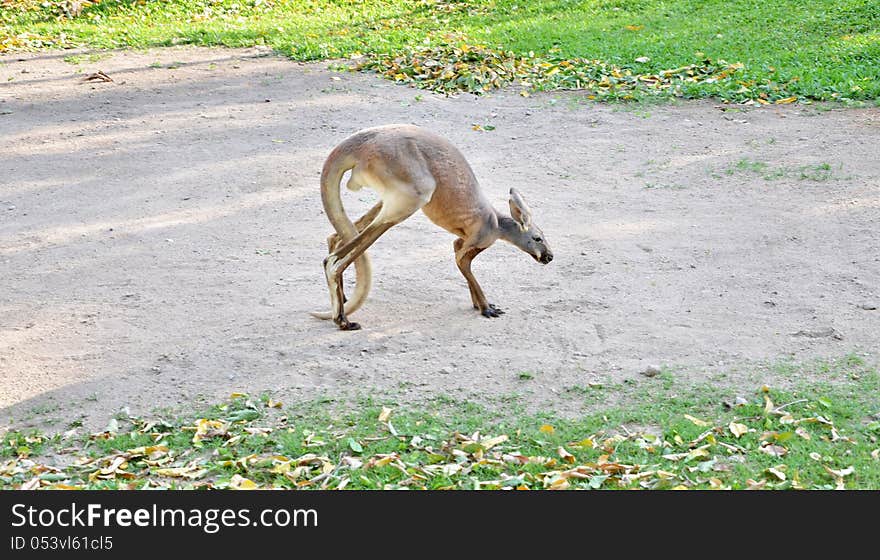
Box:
311;124;553;330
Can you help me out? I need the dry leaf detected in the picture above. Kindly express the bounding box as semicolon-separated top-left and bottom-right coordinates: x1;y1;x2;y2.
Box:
378;407;392;423
746;478;767;490
557;446;576;464
729;422;748;438
539;424;555;434
759;443;787;457
684;414;710;427
766;467;786;481
480;434;508;450
229;474;259;490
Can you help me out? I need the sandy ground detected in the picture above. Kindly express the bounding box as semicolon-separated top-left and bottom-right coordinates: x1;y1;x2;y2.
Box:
1;47;878;430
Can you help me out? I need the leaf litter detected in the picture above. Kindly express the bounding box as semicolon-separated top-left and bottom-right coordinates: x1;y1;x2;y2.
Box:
1;385;873;490
354;33;797;103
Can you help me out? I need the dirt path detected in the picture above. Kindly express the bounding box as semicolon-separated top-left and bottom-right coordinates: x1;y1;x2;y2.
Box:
1;47;878;430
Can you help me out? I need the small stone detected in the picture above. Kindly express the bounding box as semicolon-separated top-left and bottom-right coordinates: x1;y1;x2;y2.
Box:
857;303;877;310
792;327;842;340
641;365;661;377
439;367;452;375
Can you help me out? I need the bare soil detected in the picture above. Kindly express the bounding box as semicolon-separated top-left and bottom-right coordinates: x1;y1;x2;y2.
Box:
1;47;878;430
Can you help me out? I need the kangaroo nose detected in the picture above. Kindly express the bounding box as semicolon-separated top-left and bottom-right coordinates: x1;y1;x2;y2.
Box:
541;252;553;264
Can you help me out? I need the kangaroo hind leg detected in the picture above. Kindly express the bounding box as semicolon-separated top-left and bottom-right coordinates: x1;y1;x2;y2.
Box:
327;202;383;304
324;190;427;330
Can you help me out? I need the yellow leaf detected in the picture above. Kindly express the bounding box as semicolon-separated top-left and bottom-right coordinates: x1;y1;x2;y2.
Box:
230;392;247;398
763;394;774;413
481;434;508;450
266;399;282;408
557;446;576;464
519;90;530;97
572;438;594;449
684;414;710;427
378;407;392;423
671;485;689;490
191;419;227;443
229;474;259;490
729;422;748;438
775;96;797;104
625;25;644;31
548;477;570;490
539;424;555;434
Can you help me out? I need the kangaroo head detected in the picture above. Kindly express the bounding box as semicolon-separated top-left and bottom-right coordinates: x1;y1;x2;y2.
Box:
506;188;553;264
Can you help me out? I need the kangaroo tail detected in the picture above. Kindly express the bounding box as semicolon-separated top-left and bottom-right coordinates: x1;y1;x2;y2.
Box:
309;146;372;320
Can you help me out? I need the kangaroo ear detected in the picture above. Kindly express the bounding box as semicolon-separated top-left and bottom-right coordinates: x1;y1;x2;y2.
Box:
509;188;532;229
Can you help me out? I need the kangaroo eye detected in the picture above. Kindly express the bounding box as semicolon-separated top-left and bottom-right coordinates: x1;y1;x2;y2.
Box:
532;236;542;242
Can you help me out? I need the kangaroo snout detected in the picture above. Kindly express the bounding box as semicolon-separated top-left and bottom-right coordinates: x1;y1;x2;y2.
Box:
539;251;553;264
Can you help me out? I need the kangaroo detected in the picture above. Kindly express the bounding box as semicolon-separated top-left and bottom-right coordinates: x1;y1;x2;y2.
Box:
310;124;553;330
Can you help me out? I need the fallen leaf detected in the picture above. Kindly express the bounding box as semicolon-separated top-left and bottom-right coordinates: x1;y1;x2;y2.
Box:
746;478;767;490
766;467;786;481
774;96;797;104
763;394;774;414
539;424;555;434
480;434;508;450
759;443;787;457
557;446;576;464
684;414;710;427
378;407;392;423
729;422;748;438
191;419;228;443
824;465;854;478
229;474;259;490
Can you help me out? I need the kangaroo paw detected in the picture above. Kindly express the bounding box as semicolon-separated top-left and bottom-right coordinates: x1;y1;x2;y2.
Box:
480;304;505;318
336;319;361;331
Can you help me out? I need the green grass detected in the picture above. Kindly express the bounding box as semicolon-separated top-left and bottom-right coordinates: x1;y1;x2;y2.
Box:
3;357;878;490
725;158;841;181
2;1;878;101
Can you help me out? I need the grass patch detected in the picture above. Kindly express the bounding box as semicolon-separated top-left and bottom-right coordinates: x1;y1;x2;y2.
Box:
2;1;878;102
725;158;840;181
2;360;878;490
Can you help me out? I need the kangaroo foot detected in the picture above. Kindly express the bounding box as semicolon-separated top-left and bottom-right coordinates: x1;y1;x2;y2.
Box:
480;304;505;318
334;318;361;330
